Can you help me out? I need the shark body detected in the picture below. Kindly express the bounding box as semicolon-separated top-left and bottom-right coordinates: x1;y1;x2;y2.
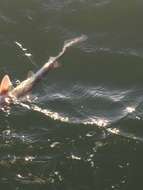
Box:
0;35;87;107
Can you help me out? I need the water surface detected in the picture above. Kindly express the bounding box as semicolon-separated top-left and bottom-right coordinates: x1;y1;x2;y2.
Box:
0;0;143;189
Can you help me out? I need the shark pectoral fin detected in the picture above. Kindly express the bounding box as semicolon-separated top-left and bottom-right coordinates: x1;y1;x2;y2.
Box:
0;74;12;94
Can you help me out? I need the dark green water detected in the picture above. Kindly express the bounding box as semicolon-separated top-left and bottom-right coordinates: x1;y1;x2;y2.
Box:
0;0;143;189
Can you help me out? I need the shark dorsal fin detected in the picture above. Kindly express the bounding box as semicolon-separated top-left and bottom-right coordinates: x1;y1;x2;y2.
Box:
0;75;12;95
27;70;34;78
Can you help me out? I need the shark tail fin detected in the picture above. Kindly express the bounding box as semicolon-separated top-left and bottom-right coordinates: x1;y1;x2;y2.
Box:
0;75;12;95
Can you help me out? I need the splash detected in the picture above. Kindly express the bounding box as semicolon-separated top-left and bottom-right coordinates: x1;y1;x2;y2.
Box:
6;98;143;143
125;106;135;113
16;100;109;128
83;118;109;127
107;127;143;142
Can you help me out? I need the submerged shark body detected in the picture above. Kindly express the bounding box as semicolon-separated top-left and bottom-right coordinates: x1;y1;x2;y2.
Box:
0;35;87;107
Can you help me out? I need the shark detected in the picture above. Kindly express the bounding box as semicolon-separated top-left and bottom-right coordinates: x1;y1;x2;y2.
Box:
0;35;87;108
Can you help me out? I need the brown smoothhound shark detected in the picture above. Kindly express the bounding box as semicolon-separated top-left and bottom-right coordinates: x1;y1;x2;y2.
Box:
0;35;87;107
